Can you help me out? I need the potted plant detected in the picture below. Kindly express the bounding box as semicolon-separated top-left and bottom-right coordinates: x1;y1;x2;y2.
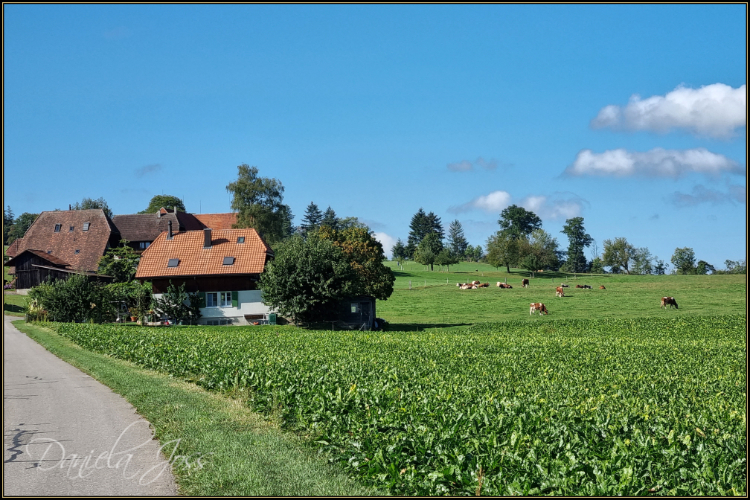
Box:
128;307;138;323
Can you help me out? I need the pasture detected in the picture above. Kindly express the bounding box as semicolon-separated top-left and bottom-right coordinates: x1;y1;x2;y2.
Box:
378;261;746;328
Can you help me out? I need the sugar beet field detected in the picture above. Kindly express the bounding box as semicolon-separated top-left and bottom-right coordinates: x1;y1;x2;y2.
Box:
41;268;746;495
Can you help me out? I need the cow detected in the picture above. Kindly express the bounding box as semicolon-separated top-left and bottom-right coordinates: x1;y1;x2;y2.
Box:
521;278;529;288
661;297;678;309
599;286;606;290
582;285;592;289
556;286;565;298
471;280;481;285
530;302;548;315
560;283;569;288
498;283;513;289
575;284;584;288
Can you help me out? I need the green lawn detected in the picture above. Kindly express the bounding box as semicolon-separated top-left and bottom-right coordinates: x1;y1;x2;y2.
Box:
377;261;746;329
3;292;28;316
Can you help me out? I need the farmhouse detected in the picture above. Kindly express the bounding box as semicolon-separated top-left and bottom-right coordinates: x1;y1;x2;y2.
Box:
5;209;121;292
135;226;275;325
111;208;238;253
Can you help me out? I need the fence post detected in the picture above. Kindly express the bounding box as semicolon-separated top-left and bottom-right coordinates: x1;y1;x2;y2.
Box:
409;280;412;289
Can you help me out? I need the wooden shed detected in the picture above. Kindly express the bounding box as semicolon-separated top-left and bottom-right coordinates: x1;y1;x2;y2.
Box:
5;249;112;291
335;296;377;330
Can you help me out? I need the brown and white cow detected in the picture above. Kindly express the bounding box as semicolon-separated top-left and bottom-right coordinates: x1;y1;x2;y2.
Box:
529;302;548;315
661;297;678;309
521;278;529;288
599;285;606;290
471;280;481;285
555;286;565;298
560;283;569;288
498;283;513;289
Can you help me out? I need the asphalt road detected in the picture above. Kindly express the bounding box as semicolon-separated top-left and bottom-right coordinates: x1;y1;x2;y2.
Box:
3;315;178;496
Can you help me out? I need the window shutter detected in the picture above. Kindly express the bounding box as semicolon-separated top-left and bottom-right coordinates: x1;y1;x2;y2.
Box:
199;293;206;308
232;291;238;308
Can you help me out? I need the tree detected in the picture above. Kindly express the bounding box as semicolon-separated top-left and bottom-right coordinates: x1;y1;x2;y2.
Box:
447;220;469;257
391;238;408;263
518;229;561;271
28;273;114;323
71;197;113;219
653;257;668;275
106;280;153;321
4;206;14;245
696;260;715;275
318;226;395;300
435;248;460;271
321;206;339;230
498;205;542;240
97;240;140;283
414;232;443;271
406;208;443;258
589;256;605;274
139;195;186;214
721;260;746;274
301;202;323;233
485;232;519;272
152;281;202;325
602;237;637;274
338;216;370;232
259;234;359;324
561;217;593;273
671;247;697;275
7;212;39;244
226;164;293;245
471;245;483;262
631;247;654;275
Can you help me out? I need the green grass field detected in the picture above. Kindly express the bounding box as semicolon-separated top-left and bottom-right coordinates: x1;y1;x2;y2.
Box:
377;261;746;328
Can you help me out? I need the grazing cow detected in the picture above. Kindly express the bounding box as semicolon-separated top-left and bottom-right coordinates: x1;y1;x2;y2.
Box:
599;286;606;290
530;302;549;315
521;278;529;288
556;286;565;298
661;297;678;309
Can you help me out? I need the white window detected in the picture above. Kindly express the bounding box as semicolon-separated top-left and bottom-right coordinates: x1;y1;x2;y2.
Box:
206;292;232;308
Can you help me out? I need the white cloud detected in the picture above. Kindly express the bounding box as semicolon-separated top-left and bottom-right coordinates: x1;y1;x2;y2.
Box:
373;232;397;259
591;83;746;138
519;194;584;221
565;148;744;178
449;190;512;213
449;190;584;221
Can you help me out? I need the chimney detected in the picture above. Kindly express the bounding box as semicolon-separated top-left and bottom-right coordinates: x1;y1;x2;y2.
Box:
203;228;212;248
167;220;173;240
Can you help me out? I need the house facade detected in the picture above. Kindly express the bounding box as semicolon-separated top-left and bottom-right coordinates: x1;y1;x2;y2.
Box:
135;226;275;325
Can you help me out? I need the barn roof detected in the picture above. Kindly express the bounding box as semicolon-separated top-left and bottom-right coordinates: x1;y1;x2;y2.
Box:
5;248;71;268
111;211;204;242
10;209;119;273
135;228;273;279
192;212;238;230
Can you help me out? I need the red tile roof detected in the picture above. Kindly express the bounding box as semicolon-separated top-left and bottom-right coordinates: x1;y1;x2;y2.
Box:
10;209;119;272
135;228;273;279
193;213;238;230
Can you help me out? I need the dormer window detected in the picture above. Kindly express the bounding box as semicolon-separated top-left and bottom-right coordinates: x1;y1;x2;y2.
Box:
167;258;180;268
54;224;62;232
69;226;74;232
83;222;90;231
223;257;235;266
237;236;245;243
75;249;80;254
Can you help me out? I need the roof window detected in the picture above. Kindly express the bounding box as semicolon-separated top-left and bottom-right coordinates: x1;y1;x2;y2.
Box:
75;249;80;254
69;226;74;232
223;256;235;266
237;236;245;243
47;250;52;254
167;258;180;268
54;224;62;232
83;222;90;231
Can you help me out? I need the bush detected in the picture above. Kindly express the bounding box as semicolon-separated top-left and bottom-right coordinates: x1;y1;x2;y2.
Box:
28;274;115;323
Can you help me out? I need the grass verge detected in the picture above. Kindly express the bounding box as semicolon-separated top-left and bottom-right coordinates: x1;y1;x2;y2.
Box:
12;320;381;496
3;292;27;316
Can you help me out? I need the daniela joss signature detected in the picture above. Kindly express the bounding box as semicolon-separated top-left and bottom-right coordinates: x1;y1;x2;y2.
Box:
25;421;211;485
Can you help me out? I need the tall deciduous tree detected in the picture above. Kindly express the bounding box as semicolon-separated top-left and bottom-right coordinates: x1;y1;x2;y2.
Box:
139;195;186;214
259;234;358;324
414;232;443;271
226;164;292;245
447;220;468;257
561;217;593;273
602;237;637;274
485;232;518;272
671;247;697;275
301;202;323;233
498;205;542;240
435;248;460;271
318;226;395;300
518;228;561;272
631;247;654;275
71;197;113;219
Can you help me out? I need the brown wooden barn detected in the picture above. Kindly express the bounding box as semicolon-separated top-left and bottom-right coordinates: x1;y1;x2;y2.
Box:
5;249;112;290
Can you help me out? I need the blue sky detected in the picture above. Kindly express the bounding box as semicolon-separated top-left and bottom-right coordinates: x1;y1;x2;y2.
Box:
4;4;746;268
